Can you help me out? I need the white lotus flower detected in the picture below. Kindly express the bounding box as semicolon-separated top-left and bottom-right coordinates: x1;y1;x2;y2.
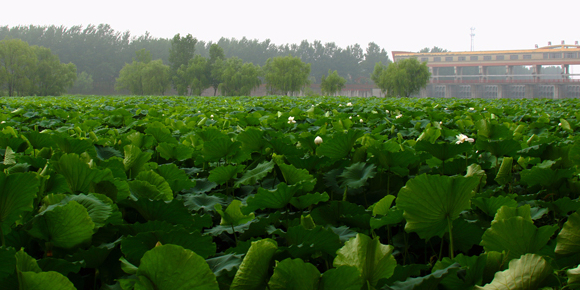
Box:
360;119;364;123
395;114;403;119
456;134;475;144
385;110;390;114
349;116;352;119
288;116;295;121
210;114;214;118
346;102;353;106
339;104;343;107
469;107;475;110
559;123;562;126
314;136;323;145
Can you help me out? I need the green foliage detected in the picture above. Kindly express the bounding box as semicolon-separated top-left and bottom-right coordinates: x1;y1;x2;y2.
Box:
115;49;171;95
372;58;431;97
320;69;346;96
263;54;311;95
217;57;261;96
169;33;197;95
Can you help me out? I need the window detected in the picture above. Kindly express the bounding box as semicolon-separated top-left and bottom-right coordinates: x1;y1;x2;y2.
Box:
510;55;519;60
550;53;562;59
523;55;532;59
565;52;577;59
484;55;492;61
421;57;428;62
458;56;466;61
496;55;505;60
434;57;441;62
445;56;453;61
543;53;549;59
470;56;478;61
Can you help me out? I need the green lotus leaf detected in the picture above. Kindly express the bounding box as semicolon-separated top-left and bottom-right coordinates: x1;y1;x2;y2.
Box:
156;142;194;161
465;163;487;190
129;170;173;201
179;193;225;212
476;139;521;158
370;208;404;230
64;240;118;268
278;163;316;191
475;254;552;290
238;127;266;152
285;225;341;258
268;258;320;290
3;146;16;165
202;137;240;162
372;195;396;216
0;246;16;280
555;211;580;256
493;205;533;223
121;228;216;264
317;130;364;160
126;132;157;149
36;258;83;277
472;196;518;217
494;157;513;185
415;140;471;161
386;263;461;290
144;122;177;144
447;217;486;253
206;253;243;277
94;145;123;160
19;271;77;290
15;248;41;273
23;131;57;150
156;163;196;193
245;183;297;213
230;238;278;290
28;200;94;249
234;160;275;187
396;174;479;240
208;165;244;185
132;244;218;290
123;145;152;179
480;216;557;261
319;265;363;290
289;192;329;210
334;233;397;288
269;138;302;157
215;200;255;226
52;135;96;157
51;153;110;194
475;120;512;140
432;253;488;289
58;193;114;229
520;163;574;187
338;162;376;189
0;172;39;236
567;264;580;287
129;199;211;230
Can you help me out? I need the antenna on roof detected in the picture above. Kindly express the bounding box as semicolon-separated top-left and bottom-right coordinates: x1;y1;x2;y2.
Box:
470;27;475;51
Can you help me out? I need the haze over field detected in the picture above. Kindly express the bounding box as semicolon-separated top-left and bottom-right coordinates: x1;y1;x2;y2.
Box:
2;0;579;52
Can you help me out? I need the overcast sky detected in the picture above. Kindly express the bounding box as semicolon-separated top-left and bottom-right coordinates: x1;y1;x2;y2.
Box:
3;0;579;53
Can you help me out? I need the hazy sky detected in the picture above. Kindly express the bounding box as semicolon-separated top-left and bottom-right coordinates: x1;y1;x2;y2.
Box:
3;0;579;53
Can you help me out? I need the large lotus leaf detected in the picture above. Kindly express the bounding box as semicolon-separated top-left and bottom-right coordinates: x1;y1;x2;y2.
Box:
386;263;461;290
370;208;404;230
465;163;487;190
52;135;95;157
28;200;94;249
472;196;518;217
36;258;83;277
156;163;196;193
319;265;363;290
396;174;479;240
555;211;580;256
19;271;76;290
202;137;240;162
269;138;302;157
494;157;513;185
234;160;275;187
15;248;42;272
23;131;57;150
0;172;39;235
475;254;552;290
476;139;521;158
144;122;177;144
216;200;255;226
121;228;216;264
206;253;243;277
238;127;266;152
432;253;487;289
0;246;16;280
130;170;173;201
132;244;218;290
338;162;376;189
94;145;123;161
285;225;341;258
208;165;244;185
567;264;580;287
51;153;109;193
289;192;329;210
415;140;472;161
94;178;131;202
317;130;364;160
520;165;574;187
267;258;320;290
311;201;371;229
493;205;533;223
126;132;156;150
278;163;316;191
372;195;396;216
333;233;397;288
245;183;297;213
196;126;227;142
368;142;419;170
475;120;512;140
58;193;113;228
230;239;278;290
179;193;225;212
156;142;194;161
480;216;557;261
447;217;486;253
123;145;152;179
128;199;211;230
64;240;118;268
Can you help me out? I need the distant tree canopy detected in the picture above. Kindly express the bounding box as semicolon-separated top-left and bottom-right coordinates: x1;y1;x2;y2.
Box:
372;58;431;98
263;55;311;96
115;49;170;95
419;46;449;53
0;38;76;96
321;69;346;96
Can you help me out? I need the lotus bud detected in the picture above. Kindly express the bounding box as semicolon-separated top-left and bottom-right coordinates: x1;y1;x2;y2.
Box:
314;136;323;145
360;119;364;123
346;102;353;106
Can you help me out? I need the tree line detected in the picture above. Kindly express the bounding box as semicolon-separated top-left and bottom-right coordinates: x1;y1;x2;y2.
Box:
0;24;393;95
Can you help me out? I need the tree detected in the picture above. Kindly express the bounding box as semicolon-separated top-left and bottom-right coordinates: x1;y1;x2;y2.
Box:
0;38;36;96
208;44;225;95
372;58;431;98
361;42;391;81
169;33;197;95
115;49;170;95
185;55;210;96
218;57;261;96
419;46;449;53
69;71;94;94
320;69;346;96
263;54;310;96
32;46;77;96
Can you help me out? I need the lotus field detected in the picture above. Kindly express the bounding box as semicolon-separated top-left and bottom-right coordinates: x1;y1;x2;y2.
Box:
2;95;580;290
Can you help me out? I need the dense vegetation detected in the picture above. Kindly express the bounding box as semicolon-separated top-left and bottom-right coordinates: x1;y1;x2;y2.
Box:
1;95;580;289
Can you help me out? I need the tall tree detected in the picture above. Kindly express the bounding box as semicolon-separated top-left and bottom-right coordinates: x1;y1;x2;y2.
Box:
115;49;170;95
208;44;225;95
320;69;346;96
372;58;431;98
32;46;77;96
185;55;210;96
263;55;311;96
218;57;261;96
361;42;391;82
169;33;197;95
0;38;36;96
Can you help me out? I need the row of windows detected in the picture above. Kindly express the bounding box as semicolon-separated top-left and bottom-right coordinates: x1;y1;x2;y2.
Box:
418;51;579;62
